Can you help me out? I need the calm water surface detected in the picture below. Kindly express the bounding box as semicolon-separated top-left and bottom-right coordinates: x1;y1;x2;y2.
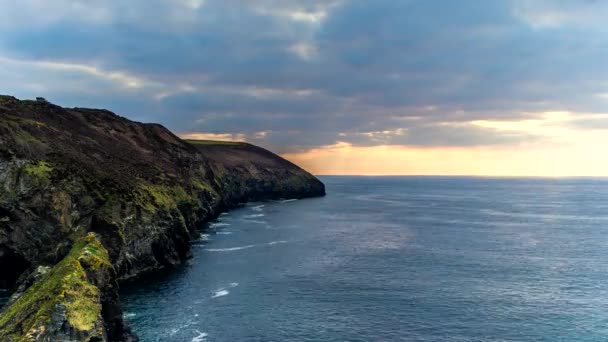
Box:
121;176;608;341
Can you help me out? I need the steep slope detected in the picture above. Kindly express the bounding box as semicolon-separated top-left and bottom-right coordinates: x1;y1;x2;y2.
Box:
0;233;116;341
0;95;325;341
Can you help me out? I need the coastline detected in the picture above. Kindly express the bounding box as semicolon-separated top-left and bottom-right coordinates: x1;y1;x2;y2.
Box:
0;95;325;341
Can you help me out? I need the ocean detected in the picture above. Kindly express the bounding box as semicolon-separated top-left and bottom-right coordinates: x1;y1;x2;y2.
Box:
116;176;608;341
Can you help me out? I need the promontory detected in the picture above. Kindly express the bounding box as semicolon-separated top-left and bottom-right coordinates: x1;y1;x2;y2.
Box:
0;95;325;341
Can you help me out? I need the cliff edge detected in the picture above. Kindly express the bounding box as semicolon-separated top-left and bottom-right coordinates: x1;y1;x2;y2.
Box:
0;95;325;341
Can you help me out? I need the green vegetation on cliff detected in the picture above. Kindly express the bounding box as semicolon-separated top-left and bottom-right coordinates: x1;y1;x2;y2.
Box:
138;184;191;211
23;161;54;185
0;234;111;341
0;95;325;341
183;139;245;146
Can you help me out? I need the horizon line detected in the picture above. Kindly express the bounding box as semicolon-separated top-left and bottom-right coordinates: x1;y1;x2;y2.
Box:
314;174;608;179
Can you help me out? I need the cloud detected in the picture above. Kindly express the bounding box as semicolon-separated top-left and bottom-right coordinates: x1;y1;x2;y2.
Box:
513;0;608;30
1;0;608;155
341;123;542;147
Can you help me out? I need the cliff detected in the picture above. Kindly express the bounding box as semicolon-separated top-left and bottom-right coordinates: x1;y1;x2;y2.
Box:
0;95;325;341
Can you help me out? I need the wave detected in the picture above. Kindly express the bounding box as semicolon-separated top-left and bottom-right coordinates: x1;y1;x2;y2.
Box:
216;231;233;235
210;222;231;228
211;289;230;298
192;330;208;342
280;199;298;203
205;241;288;252
199;233;210;241
244;213;265;219
170;320;197;336
206;244;256;252
244;219;267;225
123;312;137;319
251;204;265;211
268;240;288;245
211;282;239;299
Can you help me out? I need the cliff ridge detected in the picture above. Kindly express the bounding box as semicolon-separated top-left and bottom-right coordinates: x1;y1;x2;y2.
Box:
0;95;325;341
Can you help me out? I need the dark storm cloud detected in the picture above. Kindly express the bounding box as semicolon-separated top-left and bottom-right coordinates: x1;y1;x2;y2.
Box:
1;0;607;152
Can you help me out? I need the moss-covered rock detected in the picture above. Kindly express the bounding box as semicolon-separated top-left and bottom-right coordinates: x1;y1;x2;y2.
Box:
0;233;112;341
23;161;53;185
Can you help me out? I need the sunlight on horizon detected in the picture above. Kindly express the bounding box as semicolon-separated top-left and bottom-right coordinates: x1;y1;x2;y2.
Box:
282;141;608;177
181;110;608;177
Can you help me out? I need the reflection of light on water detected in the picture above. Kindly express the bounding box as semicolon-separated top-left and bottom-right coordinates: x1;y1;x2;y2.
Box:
123;178;608;341
169;320;198;336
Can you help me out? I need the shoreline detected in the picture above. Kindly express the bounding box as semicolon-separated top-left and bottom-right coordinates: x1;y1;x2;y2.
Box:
0;95;325;341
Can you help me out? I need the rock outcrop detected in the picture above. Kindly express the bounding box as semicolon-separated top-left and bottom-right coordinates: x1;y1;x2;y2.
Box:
0;95;325;341
0;233;125;341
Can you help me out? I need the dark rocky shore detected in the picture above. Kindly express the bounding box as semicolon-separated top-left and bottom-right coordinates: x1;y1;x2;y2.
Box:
0;95;325;341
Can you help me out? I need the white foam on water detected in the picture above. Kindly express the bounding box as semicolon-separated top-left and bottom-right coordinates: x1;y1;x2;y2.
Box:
216;231;233;235
219;212;229;217
123;312;137;318
199;233;210;241
244;219;267;224
210;282;239;298
281;199;298;203
251;204;265;211
206;244;256;252
212;289;230;298
170;320;196;335
205;240;288;252
268;240;288;245
244;213;265;218
192;330;208;342
210;222;231;228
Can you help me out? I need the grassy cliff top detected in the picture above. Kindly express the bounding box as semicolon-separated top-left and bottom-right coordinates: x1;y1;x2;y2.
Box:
0;96;320;191
183;139;247;146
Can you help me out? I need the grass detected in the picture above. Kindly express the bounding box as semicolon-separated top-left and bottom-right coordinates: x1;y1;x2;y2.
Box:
0;117;45;147
138;184;192;211
15;131;42;145
184;139;246;146
191;179;218;196
2;114;46;128
0;233;110;341
24;161;53;185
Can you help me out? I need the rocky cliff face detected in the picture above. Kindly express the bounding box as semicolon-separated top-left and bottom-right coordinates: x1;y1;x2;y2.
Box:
0;95;325;341
0;233;122;341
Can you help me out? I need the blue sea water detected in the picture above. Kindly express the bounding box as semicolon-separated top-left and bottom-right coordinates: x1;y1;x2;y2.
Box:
120;176;608;341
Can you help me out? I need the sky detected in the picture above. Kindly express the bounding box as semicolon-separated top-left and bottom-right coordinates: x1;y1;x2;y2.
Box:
2;0;608;176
